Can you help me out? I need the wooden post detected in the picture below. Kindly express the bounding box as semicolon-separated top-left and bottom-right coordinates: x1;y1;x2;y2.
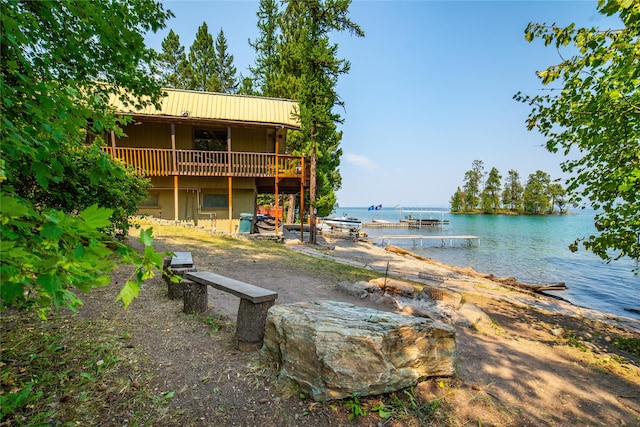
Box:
235;299;275;351
171;123;179;221
110;131;117;156
227;126;233;233
300;157;305;242
182;280;207;314
274;131;280;237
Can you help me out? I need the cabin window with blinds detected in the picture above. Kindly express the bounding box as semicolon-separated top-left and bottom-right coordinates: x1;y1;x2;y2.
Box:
138;193;159;207
202;193;228;208
194;129;227;151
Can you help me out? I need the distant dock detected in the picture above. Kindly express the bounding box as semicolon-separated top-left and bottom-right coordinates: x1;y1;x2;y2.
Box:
369;234;480;247
363;219;449;229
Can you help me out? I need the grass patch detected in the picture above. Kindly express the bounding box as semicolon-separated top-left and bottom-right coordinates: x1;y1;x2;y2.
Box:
0;310;163;426
615;337;640;359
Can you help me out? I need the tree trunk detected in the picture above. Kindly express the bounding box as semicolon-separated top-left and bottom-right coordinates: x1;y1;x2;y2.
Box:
182;280;208;314
287;194;296;223
235;298;275;351
309;135;317;244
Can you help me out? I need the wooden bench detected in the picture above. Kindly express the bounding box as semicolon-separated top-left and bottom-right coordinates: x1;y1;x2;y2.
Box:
185;271;278;351
162;252;198;299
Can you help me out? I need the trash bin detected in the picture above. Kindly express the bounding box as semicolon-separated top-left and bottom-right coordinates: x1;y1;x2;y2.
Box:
239;213;253;233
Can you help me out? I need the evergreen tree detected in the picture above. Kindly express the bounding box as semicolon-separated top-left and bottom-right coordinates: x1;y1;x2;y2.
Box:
481;167;502;213
450;187;465;212
214;28;238;93
258;0;364;243
188;22;218;91
156;29;191;89
249;0;281;97
237;74;257;95
523;170;551;214
502;169;524;213
548;182;569;214
463;160;485;211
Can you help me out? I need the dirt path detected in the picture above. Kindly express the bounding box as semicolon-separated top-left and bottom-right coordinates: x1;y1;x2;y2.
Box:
71;224;640;426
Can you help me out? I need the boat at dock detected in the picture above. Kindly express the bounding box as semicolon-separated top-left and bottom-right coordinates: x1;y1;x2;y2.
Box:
318;215;362;239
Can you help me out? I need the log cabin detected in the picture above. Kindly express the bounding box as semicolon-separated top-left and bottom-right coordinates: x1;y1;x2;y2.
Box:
102;88;307;234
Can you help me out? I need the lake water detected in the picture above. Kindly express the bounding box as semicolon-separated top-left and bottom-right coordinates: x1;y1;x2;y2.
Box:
331;207;639;320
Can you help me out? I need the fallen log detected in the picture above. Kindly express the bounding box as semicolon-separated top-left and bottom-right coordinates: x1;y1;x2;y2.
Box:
488;276;567;292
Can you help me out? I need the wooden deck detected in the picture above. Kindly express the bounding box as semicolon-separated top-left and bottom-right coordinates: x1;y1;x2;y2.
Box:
102;146;308;180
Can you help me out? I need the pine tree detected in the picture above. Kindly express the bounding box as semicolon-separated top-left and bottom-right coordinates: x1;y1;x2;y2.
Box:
502;169;524;213
463;160;485;211
523;170;551;214
450;187;465;212
249;0;281;97
253;0;364;243
188;22;218;91
214;29;238;93
156;29;191;89
481;167;502;213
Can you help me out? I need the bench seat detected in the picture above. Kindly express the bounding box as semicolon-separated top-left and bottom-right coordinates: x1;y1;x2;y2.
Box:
186;271;277;304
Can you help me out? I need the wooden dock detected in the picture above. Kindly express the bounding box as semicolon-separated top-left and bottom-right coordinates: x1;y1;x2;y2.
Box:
370;234;480;247
363;219;449;229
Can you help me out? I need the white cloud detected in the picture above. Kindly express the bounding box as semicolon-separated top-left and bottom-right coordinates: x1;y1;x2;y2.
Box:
344;153;378;170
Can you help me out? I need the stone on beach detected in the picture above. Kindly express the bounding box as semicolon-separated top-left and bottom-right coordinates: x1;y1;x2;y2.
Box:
262;300;456;401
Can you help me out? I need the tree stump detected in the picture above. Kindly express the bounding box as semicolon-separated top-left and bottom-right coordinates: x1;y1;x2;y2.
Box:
168;278;184;300
235;298;275;351
182;280;207;314
162;256;172;285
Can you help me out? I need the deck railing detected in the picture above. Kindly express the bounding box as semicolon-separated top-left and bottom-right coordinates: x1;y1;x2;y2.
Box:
102;147;306;179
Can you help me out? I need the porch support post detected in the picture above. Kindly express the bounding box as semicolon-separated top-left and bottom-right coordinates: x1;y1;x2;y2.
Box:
171;123;179;221
300;157;305;242
275;177;280;237
110;131;116;156
228;177;233;233
227;126;233;233
274;129;279;237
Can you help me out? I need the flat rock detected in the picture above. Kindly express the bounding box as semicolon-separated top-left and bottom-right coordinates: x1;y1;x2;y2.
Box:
262;300;456;401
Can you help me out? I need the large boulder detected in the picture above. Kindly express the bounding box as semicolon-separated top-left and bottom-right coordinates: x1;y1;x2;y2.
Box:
262;300;456;401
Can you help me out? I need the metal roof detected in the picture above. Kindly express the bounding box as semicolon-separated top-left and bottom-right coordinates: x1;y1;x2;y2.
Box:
111;88;300;129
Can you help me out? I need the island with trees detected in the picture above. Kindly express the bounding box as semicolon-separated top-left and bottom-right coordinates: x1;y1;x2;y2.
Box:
449;160;573;215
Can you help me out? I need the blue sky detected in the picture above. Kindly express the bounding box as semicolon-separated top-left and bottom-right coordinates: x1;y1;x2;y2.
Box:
146;0;612;208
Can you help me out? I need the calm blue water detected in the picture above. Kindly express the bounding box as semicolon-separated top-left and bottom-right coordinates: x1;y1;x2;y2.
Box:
331;207;640;319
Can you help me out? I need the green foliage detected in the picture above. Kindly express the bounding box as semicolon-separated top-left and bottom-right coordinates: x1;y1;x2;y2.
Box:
156;29;191;89
516;0;640;265
251;0;364;223
451;161;565;215
614;336;640;358
214;28;239;93
481;167;502;213
344;393;366;419
450;187;465;212
0;0;172;311
463;160;485;210
502;169;524;213
523;170;551;214
188;22;218;91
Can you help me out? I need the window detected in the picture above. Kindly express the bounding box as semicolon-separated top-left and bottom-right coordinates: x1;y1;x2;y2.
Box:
194;129;227;151
139;193;159;207
202;194;228;208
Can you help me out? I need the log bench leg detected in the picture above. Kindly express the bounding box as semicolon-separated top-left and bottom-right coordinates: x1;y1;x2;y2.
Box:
182;280;208;314
235;298;275;351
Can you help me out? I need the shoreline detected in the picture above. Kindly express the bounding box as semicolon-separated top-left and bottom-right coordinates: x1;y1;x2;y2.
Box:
284;231;640;334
